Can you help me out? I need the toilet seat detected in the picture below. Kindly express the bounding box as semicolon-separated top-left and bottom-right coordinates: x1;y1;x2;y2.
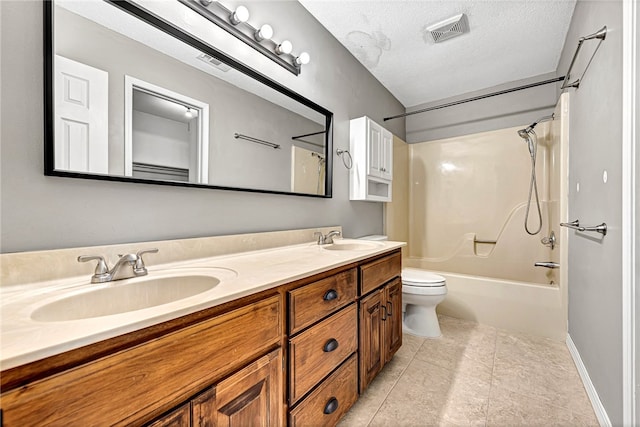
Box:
402;283;447;296
402;268;446;287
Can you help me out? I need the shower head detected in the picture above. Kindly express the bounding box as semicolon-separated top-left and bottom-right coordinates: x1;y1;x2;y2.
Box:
517;113;555;140
517;128;531;139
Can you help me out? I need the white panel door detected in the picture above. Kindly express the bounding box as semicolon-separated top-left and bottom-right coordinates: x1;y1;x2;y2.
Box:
54;55;108;173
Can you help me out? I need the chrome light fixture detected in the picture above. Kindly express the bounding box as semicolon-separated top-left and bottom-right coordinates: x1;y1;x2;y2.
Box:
179;0;310;75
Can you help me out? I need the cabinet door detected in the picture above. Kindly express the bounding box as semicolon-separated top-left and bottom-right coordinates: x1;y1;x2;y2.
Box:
196;348;283;427
384;279;403;363
380;130;393;181
148;403;191;427
367;120;383;178
359;289;385;392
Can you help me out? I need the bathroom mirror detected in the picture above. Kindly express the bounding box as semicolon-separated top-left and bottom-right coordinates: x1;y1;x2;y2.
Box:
44;0;333;197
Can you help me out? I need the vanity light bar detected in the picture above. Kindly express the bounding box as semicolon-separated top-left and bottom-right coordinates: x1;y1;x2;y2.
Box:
179;0;309;75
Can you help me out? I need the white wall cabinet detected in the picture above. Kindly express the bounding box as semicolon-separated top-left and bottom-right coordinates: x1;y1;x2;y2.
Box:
349;116;393;202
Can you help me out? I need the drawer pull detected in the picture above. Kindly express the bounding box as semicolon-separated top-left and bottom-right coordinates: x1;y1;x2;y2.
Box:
323;289;339;301
323;338;339;352
323;397;339;415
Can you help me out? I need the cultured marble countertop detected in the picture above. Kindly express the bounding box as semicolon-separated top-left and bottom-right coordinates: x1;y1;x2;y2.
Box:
0;239;404;371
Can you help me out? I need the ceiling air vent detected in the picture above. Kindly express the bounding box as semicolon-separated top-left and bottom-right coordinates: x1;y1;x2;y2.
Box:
425;13;469;43
196;53;231;72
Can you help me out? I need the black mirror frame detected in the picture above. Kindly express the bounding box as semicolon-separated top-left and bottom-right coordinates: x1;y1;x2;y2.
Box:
43;0;333;198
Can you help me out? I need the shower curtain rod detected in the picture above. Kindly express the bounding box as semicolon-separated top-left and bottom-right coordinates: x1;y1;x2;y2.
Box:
383;76;565;122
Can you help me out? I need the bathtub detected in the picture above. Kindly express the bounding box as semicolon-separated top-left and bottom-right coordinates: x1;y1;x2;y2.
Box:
403;266;567;341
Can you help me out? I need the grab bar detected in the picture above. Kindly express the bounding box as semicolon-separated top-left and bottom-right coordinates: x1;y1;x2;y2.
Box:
474;239;497;244
560;219;607;236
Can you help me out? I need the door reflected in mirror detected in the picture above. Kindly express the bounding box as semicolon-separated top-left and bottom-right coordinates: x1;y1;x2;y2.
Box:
126;77;209;184
46;0;332;197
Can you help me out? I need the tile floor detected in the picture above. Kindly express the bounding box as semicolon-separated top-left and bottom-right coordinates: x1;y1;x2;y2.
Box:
340;315;599;426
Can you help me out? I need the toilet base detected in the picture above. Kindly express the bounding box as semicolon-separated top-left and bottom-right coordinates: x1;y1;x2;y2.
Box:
403;305;442;338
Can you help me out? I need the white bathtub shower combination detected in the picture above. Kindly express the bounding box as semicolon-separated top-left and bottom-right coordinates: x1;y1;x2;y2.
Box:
388;94;570;340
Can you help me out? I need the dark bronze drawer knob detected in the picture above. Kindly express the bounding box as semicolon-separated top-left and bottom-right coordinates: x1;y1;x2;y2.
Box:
324;397;339;415
323;338;339;352
323;289;338;301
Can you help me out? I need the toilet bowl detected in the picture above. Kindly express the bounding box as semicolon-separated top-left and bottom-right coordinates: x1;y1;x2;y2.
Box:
402;268;447;338
357;235;448;338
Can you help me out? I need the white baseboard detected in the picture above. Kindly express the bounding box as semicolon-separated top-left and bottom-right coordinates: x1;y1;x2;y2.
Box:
566;334;612;427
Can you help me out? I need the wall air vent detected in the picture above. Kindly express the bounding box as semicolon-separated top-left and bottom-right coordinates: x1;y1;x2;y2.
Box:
425;13;469;43
196;53;231;72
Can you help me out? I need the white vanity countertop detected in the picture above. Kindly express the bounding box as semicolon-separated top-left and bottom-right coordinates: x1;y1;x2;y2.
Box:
0;239;404;371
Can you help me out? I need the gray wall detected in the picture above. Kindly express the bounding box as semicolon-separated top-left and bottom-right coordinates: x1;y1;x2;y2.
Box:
557;1;624;424
404;73;558;143
0;0;405;253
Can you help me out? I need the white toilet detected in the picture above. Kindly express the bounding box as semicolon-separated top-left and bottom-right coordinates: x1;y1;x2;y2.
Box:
358;235;447;338
401;268;447;338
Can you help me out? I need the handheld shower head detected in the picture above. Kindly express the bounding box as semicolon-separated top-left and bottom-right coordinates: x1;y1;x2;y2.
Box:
518;128;531;139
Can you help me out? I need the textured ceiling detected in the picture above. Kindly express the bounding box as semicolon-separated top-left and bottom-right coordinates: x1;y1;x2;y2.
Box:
299;0;576;108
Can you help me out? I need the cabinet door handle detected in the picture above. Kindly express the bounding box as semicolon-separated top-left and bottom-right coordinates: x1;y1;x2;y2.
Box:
381;304;387;321
387;301;393;316
323;289;338;301
323;397;339;415
323;338;339;352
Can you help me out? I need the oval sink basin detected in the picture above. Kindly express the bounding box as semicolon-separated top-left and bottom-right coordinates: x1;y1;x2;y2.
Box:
322;241;384;251
32;275;219;322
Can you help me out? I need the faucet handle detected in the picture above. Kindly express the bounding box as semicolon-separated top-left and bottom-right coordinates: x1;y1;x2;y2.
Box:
134;248;159;275
78;255;110;280
313;232;324;245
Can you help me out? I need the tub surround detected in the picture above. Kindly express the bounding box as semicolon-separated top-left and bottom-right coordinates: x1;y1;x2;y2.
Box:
0;227;405;371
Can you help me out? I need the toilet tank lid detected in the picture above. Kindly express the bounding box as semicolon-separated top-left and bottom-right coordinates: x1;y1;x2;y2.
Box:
402;268;446;285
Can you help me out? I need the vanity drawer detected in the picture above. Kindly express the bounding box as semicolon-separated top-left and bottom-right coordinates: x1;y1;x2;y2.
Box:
289;354;358;427
289;268;357;334
289;304;357;404
360;251;401;295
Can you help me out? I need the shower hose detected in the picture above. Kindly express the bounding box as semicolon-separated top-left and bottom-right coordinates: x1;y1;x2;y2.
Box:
525;131;543;235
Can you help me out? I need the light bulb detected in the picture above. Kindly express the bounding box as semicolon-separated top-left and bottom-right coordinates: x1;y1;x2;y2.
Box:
185;108;194;119
230;5;249;25
275;40;292;55
254;24;273;42
295;52;310;65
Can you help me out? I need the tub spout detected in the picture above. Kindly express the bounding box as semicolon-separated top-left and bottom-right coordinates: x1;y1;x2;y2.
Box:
534;262;560;269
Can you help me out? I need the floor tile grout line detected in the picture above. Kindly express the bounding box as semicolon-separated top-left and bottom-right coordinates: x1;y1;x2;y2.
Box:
485;330;499;427
365;338;426;427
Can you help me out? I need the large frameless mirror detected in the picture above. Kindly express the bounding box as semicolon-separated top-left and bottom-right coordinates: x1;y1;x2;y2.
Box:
44;0;333;197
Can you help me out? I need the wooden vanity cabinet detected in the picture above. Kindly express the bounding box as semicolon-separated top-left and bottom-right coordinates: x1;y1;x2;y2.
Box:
0;248;403;426
150;348;282;427
287;268;359;426
0;295;283;426
358;252;402;392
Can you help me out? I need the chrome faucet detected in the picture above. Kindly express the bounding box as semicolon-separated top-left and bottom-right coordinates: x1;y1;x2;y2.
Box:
78;248;158;283
534;261;560;269
314;230;342;245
